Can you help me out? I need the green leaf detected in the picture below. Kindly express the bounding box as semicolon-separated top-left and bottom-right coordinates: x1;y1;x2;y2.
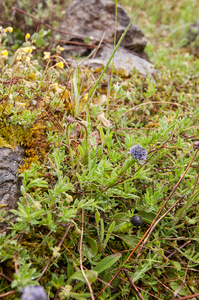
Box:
35;37;43;47
67;270;98;284
176;189;199;218
132;252;156;282
95;211;100;236
100;219;104;243
93;253;121;274
139;211;156;224
26;178;48;189
70;291;91;300
73;67;80;117
11;264;40;290
112;213;129;225
82;237;98;259
84;36;91;44
119;234;140;248
170;260;181;271
170;282;187;296
98;124;105;140
112;213;129;233
78;145;84;157
103;221;115;248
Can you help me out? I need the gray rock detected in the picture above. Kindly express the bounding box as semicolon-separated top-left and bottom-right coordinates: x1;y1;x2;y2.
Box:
0;146;24;230
187;20;199;44
66;45;155;76
57;0;154;76
186;20;199;55
58;0;147;54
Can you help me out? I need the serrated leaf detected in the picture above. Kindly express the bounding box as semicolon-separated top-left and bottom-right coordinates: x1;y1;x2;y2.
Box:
133;252;156;282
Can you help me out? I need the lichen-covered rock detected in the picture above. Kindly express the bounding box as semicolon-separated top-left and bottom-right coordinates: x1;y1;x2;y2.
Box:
58;0;147;54
0;146;25;230
56;0;154;76
67;45;155;76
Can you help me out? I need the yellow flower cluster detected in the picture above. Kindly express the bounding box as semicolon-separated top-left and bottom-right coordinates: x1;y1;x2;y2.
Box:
0;49;8;57
44;52;51;60
4;27;13;33
0;26;13;38
56;45;65;55
14;45;36;63
0;26;13;61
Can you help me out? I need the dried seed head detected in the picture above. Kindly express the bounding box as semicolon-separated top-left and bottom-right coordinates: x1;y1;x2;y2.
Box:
193;141;199;149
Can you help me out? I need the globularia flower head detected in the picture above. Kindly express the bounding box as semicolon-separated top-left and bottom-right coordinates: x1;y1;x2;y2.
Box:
21;286;47;300
129;145;147;162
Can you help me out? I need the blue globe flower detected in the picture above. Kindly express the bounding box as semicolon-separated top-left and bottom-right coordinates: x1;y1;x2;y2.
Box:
21;286;47;300
129;145;147;162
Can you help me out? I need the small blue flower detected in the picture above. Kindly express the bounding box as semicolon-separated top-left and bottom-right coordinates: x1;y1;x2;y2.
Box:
21;286;47;300
129;145;147;162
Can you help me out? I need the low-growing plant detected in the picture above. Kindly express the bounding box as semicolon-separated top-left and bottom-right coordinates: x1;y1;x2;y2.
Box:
0;0;199;299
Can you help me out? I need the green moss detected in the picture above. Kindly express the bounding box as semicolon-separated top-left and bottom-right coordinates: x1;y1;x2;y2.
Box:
0;136;14;149
0;122;29;150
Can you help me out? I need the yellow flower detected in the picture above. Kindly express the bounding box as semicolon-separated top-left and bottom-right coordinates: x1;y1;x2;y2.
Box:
5;27;13;33
52;246;61;258
16;54;22;61
49;83;63;93
44;51;50;60
56;45;65;52
21;46;35;53
29;73;36;81
24;56;31;62
66;194;73;203
83;93;88;101
56;61;64;68
25;33;30;41
32;202;42;210
21;47;29;53
0;50;8;57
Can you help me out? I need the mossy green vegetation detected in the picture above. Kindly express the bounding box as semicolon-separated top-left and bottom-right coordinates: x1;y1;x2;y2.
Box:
0;1;199;299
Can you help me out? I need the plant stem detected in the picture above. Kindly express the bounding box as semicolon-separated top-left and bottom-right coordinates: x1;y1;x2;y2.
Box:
78;0;147;116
